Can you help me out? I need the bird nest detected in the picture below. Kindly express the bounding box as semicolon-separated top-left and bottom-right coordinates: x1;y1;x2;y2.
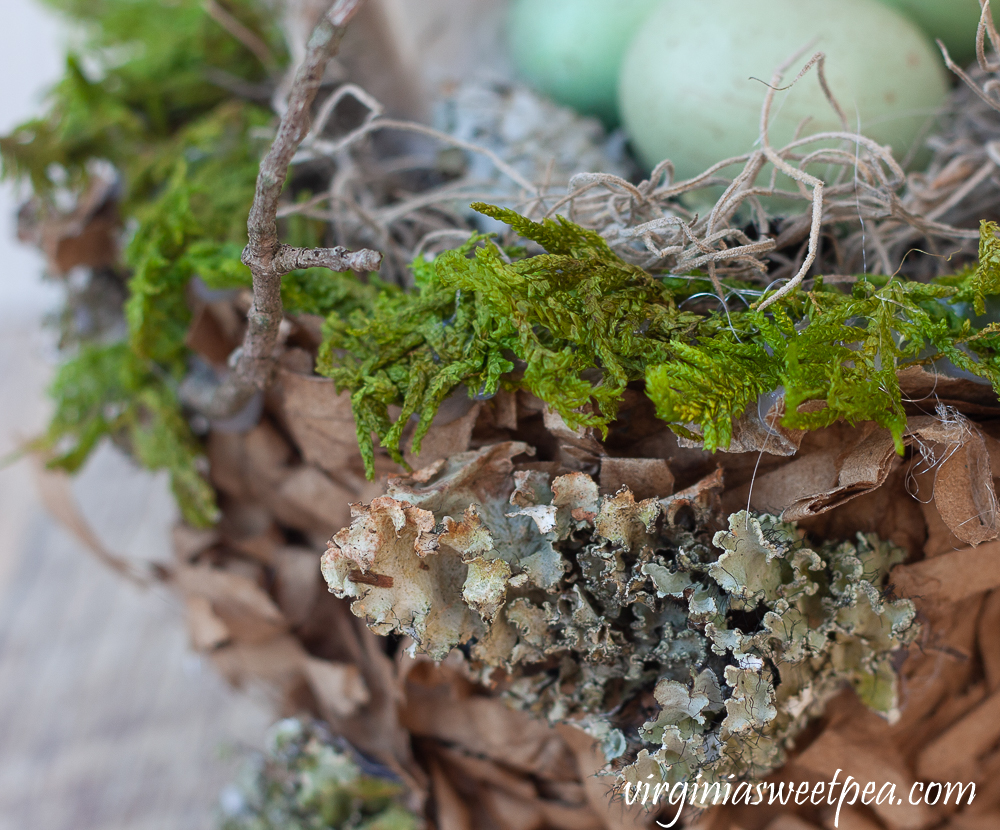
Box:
11;2;1000;830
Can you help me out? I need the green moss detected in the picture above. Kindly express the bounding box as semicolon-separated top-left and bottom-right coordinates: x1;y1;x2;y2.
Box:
0;0;283;203
973;219;1000;316
43;342;218;526
1;0;285;526
649;275;1000;454
317;203;704;474
320;205;1000;477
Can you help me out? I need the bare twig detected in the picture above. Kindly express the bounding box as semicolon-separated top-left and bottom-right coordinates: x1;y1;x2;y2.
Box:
200;0;380;420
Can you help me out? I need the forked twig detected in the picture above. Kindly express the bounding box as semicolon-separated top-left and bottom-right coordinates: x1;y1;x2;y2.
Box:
200;0;380;420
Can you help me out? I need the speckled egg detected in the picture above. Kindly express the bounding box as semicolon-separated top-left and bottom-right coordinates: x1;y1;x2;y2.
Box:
619;0;949;180
508;0;661;125
878;0;994;66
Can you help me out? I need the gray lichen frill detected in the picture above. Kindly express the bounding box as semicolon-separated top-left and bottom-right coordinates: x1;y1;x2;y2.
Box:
322;442;917;792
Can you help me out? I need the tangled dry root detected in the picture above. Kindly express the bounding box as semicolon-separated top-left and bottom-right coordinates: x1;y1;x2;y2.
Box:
270;3;1000;309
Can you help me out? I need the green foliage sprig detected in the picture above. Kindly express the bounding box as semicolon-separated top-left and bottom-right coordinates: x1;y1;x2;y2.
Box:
45;342;217;524
649;275;1000;453
0;0;283;204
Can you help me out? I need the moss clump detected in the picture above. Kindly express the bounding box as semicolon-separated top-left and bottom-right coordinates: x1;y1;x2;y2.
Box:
0;0;283;204
320;205;1000;476
3;0;281;525
317;203;701;475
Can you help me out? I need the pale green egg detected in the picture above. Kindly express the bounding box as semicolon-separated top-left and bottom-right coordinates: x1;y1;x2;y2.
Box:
508;0;661;125
619;0;949;181
878;0;994;66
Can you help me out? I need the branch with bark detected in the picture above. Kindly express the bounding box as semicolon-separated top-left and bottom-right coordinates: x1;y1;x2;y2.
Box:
200;0;379;420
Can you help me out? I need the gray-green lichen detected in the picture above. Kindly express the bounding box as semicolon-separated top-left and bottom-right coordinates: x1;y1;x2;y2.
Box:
321;442;917;790
218;718;422;830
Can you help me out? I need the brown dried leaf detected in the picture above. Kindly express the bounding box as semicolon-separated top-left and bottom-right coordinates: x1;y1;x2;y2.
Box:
897;366;1000;412
405;399;482;470
270;465;355;538
18;174;120;274
492;389;519;431
243;421;296;486
731;411;999;546
207;431;251;499
273;546;321;627
184;304;238;366
744;424;897;522
599;457;675;500
430;758;473;830
206;421;294;502
432;744;537;801
403;665;578;781
227;524;283;565
795;729;930;830
174;564;288;645
555;724;650;830
276;366;368;491
171;524;220;562
303;657;370;718
765;818;822;830
819;807;883;830
908;413;999;547
797;463;926;561
543;404;604;469
891;595;985;743
890;541;1000;603
185;595;230;650
980;591;1000;693
916;690;1000;779
210;634;308;703
945;815;1000;830
896;682;988;765
538;799;606;830
478;784;546;830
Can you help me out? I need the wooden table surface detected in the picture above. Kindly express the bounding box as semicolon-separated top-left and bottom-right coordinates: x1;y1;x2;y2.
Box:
0;321;272;830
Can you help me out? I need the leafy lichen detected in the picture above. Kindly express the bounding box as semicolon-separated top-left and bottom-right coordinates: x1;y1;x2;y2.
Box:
322;443;918;788
219;718;421;830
